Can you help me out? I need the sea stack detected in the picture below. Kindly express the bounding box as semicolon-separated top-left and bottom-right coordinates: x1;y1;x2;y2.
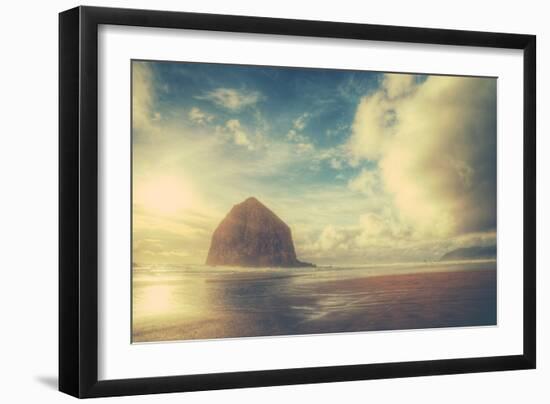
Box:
206;197;314;267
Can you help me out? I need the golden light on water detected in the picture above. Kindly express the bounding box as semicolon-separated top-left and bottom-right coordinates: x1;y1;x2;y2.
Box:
132;263;497;342
132;272;214;333
136;284;175;316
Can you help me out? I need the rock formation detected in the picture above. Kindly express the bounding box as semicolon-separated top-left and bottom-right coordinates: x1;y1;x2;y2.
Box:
206;197;314;267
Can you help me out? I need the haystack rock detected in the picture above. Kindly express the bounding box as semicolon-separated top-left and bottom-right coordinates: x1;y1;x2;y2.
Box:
206;197;314;268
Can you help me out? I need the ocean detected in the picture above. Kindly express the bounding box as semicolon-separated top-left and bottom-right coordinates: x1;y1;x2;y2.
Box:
132;261;497;343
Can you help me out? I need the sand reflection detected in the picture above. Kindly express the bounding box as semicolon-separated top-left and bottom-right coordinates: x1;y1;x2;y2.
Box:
132;262;496;343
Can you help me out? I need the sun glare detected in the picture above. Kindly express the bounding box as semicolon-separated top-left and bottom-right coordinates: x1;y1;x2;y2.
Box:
136;175;194;215
136;284;174;316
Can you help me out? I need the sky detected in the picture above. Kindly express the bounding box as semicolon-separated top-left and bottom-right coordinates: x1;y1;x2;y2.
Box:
132;60;497;266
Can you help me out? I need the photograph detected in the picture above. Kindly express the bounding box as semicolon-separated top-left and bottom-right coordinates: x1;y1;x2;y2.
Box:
131;60;497;343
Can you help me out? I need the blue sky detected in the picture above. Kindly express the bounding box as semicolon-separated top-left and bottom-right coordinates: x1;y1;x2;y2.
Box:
152;62;379;144
132;60;497;266
137;61;382;185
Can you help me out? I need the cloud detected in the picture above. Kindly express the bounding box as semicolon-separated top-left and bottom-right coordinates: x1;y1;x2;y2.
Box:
347;73;496;237
293;113;310;130
131;61;497;265
347;169;380;196
326;123;349;138
285;113;314;155
132;62;161;136
303;212;407;262
316;225;344;251
286;129;304;142
286;129;313;152
337;73;380;103
301;212;496;264
358;213;389;238
188;107;214;124
287;112;312;145
313;145;350;170
347;98;395;161
196;88;262;110
330;159;342;170
312;225;356;252
296;142;314;154
223;119;254;150
354;210;411;247
383;73;417;99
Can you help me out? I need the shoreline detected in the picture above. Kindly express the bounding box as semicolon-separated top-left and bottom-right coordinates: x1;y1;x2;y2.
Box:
133;266;496;343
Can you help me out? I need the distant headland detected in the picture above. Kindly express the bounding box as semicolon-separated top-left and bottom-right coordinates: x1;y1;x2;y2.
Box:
206;197;314;268
440;245;497;262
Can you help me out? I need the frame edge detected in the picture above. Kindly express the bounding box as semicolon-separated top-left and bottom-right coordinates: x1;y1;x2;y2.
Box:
522;34;536;369
59;5;537;398
58;6;81;398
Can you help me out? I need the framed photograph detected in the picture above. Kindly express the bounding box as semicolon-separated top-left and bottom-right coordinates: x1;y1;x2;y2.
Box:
59;6;536;398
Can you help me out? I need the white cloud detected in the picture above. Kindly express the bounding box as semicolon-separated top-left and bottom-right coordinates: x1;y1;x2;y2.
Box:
223;119;254;150
304;212;407;261
358;213;388;237
347;73;496;237
196;88;261;110
354;211;410;248
330;159;342;170
132;62;496;265
326;123;349;138
296;142;314;154
132;62;162;136
234;131;251;147
286;129;298;141
285;115;314;155
300;212;496;264
314;145;349;166
347;169;380;196
286;113;312;145
383;73;416;99
293;112;310;130
315;225;347;251
188;107;214;124
286;130;311;147
347;93;396;161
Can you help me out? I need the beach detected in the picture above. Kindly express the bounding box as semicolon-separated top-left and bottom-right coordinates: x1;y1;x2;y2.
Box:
132;262;496;343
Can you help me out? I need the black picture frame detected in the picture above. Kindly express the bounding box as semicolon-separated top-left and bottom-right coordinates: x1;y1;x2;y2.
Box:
59;5;536;398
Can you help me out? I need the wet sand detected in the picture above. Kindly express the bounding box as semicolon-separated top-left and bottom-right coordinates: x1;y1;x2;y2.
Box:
132;264;496;342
